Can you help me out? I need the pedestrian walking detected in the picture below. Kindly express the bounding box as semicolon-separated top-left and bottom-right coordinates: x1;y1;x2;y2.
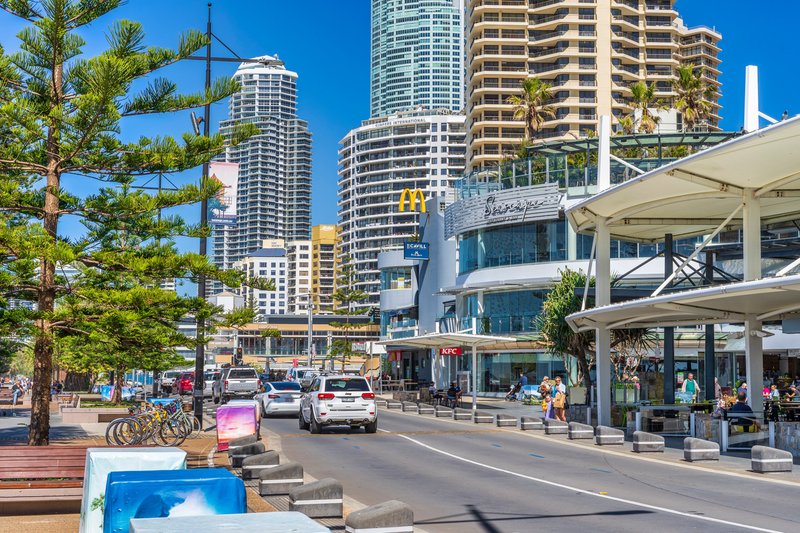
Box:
11;381;22;406
517;372;528;401
539;376;552;418
552;376;567;422
681;372;700;401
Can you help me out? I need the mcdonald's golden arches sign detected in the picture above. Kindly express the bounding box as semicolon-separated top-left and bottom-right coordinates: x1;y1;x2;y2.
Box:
398;188;427;213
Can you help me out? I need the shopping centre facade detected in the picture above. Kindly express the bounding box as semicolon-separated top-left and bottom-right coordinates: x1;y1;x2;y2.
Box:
379;127;800;400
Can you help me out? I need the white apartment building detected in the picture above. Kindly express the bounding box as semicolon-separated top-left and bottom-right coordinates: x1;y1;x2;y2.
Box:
216;55;312;274
370;0;466;117
286;239;312;315
338;109;467;307
234;240;288;317
467;0;722;170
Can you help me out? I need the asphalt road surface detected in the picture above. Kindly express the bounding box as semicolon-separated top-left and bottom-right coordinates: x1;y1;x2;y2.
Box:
260;408;800;533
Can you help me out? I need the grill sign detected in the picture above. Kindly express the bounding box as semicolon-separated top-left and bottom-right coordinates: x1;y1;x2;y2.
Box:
445;183;561;238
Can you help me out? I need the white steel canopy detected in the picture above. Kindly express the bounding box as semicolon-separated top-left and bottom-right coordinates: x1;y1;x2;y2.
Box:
567;274;800;332
567;116;800;242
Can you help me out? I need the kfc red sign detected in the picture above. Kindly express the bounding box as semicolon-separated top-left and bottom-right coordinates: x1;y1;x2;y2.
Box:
439;347;463;356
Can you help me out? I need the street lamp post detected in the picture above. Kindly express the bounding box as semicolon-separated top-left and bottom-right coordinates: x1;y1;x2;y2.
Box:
306;293;313;367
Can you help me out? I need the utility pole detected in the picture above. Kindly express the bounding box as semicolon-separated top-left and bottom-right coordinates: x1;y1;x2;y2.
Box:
192;2;213;428
307;293;314;367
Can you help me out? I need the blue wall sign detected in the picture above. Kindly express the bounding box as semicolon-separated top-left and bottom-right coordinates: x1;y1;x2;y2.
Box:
404;242;429;260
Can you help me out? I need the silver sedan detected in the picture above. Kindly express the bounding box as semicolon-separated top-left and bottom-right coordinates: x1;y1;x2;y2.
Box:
255;381;303;417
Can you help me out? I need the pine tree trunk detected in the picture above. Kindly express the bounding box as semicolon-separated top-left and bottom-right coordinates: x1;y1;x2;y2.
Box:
29;54;63;446
113;369;124;405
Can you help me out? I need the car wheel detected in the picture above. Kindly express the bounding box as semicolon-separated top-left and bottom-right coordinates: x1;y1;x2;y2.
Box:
298;410;309;430
365;419;378;434
212;390;219;404
309;411;321;434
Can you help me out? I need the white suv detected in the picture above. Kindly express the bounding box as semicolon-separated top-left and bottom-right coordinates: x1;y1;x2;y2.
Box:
299;375;377;434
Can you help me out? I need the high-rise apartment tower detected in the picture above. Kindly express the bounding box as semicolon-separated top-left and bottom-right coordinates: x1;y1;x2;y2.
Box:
217;55;312;269
467;0;721;170
371;0;467;117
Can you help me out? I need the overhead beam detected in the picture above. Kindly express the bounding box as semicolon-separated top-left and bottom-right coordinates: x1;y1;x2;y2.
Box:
616;218;738;226
754;170;800;198
606;191;738;226
652;302;747;321
757;302;800;321
667;168;744;195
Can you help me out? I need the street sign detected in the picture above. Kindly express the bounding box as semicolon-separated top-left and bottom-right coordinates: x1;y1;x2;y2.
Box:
404;241;429;260
439;347;463;356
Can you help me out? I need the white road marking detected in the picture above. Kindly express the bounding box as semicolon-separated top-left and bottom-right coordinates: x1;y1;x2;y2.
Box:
377;428;780;532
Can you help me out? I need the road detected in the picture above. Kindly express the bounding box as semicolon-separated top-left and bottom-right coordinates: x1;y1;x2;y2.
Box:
260;408;800;533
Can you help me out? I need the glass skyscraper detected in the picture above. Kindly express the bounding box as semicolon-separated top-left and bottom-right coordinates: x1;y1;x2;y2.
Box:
370;0;466;117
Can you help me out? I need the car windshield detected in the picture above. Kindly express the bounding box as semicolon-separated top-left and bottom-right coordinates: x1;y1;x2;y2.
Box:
228;369;257;379
180;373;193;380
204;372;219;381
324;378;370;392
164;372;180;378
270;382;301;391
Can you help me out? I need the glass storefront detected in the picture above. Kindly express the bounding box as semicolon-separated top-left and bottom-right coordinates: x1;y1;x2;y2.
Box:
462;289;549;335
477;352;567;394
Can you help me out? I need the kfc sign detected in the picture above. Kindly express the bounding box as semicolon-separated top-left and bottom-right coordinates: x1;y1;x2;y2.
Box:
439;347;463;356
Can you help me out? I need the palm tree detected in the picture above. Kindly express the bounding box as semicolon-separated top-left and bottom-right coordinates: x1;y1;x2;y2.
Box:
673;65;717;131
507;77;556;140
616;115;636;135
628;81;665;134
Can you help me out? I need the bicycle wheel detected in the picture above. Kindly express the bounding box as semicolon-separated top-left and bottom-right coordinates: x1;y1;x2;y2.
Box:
156;419;186;447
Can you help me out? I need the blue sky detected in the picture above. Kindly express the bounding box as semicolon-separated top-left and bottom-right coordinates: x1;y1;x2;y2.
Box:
1;0;798;231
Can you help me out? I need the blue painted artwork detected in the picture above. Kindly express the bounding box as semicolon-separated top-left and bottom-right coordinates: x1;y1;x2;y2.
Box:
102;468;246;533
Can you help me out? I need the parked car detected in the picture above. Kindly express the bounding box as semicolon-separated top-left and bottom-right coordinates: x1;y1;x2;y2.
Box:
286;366;315;383
159;370;182;395
299;370;321;390
254;381;303;416
299;375;377;434
203;370;221;398
212;366;260;404
177;372;194;396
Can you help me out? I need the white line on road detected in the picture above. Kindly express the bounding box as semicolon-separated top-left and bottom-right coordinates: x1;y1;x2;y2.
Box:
377;428;780;532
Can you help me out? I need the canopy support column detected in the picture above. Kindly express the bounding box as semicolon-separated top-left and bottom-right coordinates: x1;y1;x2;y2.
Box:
596;216;612;426
743;188;762;281
704;251;716;402
745;318;764;414
471;344;477;415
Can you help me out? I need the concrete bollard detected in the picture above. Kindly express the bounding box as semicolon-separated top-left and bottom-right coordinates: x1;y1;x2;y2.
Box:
496;414;517;428
520;416;544;431
474;411;494;424
240;450;280;479
568;422;594;440
289;477;343;518
594;425;624;446
633;431;665;453
386;401;402;410
751;445;794;473
401;402;418;413
417;403;435;415
229;441;266;468
345;500;413;533
543;418;568;435
259;462;305;496
683;437;720;462
375;399;388;408
434;405;453;418
453;408;472;421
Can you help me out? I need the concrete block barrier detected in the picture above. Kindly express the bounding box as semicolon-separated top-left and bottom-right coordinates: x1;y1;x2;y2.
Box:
496;414;517;428
386;401;402;410
568;422;594;440
259;462;305;496
240;450;280;479
520;416;544;431
594;425;624;446
401;402;418;413
683;437;720;462
229;441;266;468
751;445;794;473
633;431;665;453
375;399;388;408
417;403;435;415
434;405;452;418
289;477;343;518
345;500;413;533
474;411;494;424
453;408;472;421
227;435;258;450
543;418;568;435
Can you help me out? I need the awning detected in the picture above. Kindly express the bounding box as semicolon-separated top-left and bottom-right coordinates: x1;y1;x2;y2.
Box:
566;116;800;243
567;274;800;332
377;332;516;348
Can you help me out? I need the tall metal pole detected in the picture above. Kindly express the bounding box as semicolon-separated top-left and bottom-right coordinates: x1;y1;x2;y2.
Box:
193;3;213;428
704;251;716;402
663;234;675;405
307;295;313;367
